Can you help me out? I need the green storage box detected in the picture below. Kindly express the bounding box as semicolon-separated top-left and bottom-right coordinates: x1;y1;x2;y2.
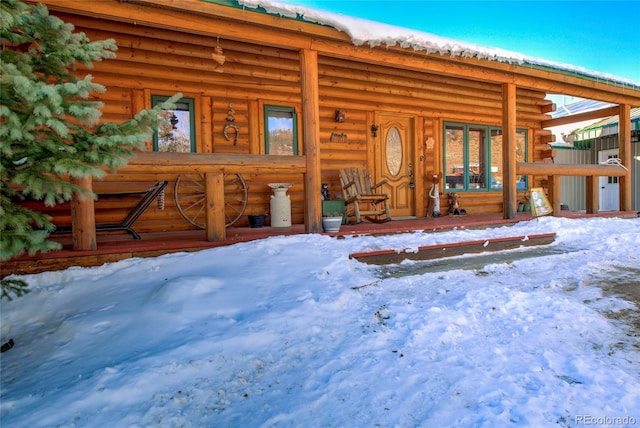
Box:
322;200;346;224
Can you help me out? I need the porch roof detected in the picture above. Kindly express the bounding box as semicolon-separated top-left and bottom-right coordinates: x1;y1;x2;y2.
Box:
44;0;640;104
573;107;640;141
230;0;640;91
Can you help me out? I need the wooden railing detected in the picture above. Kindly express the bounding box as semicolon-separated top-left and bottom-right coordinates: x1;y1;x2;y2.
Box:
66;156;630;250
70;152;307;250
516;162;630;215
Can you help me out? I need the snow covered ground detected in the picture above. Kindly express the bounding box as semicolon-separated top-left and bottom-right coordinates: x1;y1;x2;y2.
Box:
1;216;639;427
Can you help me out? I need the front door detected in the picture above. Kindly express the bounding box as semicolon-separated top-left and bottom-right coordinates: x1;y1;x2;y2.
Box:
375;113;415;217
598;149;620;211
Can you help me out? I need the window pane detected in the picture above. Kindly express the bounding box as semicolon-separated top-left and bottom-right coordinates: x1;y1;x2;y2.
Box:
468;127;486;189
516;130;527;189
385;127;402;176
445;125;464;189
153;97;195;152
266;106;297;155
607;154;619;184
490;129;503;189
444;123;528;192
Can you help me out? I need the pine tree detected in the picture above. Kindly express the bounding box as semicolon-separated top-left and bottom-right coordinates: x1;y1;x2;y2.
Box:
0;0;179;298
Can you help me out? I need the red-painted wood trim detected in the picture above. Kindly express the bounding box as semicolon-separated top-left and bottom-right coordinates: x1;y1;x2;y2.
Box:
350;232;557;263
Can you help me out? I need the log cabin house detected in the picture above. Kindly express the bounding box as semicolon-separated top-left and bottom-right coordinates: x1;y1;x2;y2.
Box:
19;0;640;253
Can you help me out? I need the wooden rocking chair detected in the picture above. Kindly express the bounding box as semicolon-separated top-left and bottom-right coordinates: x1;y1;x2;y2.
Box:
339;168;392;223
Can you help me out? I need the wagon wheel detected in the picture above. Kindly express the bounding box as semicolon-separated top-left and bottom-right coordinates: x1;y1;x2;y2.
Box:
174;173;248;228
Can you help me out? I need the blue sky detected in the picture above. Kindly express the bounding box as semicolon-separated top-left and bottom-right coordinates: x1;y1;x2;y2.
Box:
280;0;640;87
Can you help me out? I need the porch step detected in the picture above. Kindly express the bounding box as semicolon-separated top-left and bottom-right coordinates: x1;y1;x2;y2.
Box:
350;233;557;265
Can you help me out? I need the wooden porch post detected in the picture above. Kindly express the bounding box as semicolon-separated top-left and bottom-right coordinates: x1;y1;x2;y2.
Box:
204;172;226;241
201;96;214;153
300;48;322;233
70;175;97;251
547;175;562;216
502;83;517;219
586;175;599;214
618;104;632;211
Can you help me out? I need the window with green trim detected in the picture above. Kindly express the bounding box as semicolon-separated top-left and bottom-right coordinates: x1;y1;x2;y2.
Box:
152;95;196;152
444;122;528;191
264;105;298;155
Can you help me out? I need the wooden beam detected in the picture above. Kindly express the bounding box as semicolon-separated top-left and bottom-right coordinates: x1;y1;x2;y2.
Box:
619;104;632;211
204;172;225;241
70;175;97;251
502;83;517;219
119;151;306;175
541;105;620;128
248;100;260;154
540;102;556;114
300;49;323;233
131;89;149;150
538;134;556;144
517;162;629;176
200;96;213;153
547;176;562;216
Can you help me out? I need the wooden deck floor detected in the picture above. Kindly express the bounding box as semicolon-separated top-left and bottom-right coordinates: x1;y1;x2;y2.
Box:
2;210;637;278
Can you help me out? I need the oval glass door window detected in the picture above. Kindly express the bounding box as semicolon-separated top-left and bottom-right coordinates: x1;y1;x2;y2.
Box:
386;126;402;176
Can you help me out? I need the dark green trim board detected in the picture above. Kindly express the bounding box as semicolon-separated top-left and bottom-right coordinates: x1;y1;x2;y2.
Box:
152;95;196;152
264;104;299;155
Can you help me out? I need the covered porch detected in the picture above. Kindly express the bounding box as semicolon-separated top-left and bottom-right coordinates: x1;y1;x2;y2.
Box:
3;210;637;278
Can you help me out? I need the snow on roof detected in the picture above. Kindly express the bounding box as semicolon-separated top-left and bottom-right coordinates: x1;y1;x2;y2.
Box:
237;0;640;90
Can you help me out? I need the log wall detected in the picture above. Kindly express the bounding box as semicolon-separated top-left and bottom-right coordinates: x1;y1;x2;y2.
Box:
42;12;551;232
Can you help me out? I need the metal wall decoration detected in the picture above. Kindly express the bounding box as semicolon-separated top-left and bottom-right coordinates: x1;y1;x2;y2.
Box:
330;132;347;143
223;103;239;144
225;103;235;122
211;37;225;73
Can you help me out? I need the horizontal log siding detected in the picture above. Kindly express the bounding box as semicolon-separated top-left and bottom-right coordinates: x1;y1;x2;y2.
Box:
68;17;307;229
318;57;549;126
530;128;556;188
316;56;542;215
319;106;369;200
42;13;548;232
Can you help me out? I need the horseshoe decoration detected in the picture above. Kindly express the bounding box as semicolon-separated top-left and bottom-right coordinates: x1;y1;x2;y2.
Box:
223;123;239;145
